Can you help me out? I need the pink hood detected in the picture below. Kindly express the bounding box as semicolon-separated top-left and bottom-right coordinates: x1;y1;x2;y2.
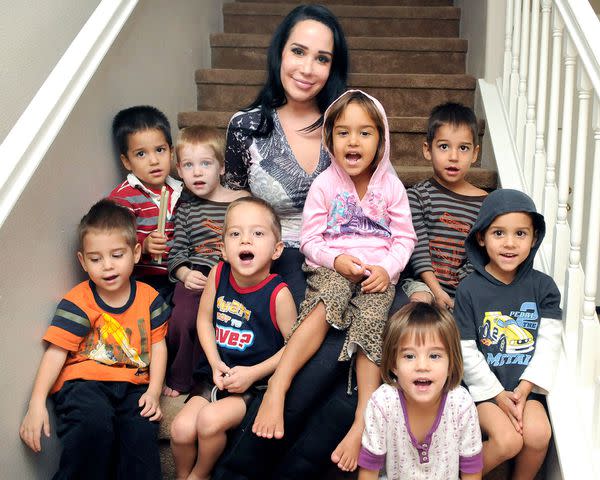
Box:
300;89;416;283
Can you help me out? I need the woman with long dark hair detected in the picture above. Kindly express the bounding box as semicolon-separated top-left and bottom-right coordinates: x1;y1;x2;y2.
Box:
213;5;356;479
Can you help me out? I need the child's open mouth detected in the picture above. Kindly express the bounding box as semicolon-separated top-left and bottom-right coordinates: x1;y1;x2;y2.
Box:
414;379;433;390
103;275;118;282
345;152;361;165
150;169;163;176
239;252;254;263
445;166;460;174
194;181;206;187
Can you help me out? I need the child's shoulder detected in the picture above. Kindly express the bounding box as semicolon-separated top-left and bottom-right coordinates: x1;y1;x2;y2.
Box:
448;385;475;404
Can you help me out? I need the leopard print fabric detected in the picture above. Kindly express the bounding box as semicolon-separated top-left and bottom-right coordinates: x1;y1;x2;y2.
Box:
292;265;395;363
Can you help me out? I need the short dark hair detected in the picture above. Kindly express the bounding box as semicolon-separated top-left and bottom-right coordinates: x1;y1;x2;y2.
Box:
323;91;386;167
78;199;137;251
246;4;348;135
381;302;463;392
223;197;282;242
112;105;172;156
426;102;478;147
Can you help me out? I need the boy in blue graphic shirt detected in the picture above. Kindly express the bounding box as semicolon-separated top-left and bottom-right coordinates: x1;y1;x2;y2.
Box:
454;189;562;479
169;196;297;480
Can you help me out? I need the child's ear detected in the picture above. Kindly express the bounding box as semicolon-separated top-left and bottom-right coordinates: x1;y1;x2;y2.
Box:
133;243;142;263
219;163;225;176
271;241;284;261
77;252;88;272
175;162;183;179
221;243;228;262
471;144;480;165
422;141;432;161
120;154;132;172
476;231;485;247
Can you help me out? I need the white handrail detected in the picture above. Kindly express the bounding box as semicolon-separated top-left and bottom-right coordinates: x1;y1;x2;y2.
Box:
0;0;138;230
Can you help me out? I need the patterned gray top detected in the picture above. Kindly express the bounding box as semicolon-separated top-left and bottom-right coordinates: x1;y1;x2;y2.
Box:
224;108;330;247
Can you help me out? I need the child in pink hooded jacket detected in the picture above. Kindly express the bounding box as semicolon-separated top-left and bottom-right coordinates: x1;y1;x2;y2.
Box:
252;90;416;472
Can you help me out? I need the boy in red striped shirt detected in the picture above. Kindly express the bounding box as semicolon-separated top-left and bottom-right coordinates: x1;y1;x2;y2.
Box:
109;106;183;302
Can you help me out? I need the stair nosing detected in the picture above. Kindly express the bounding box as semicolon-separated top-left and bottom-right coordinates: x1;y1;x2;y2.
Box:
195;69;475;90
223;3;461;20
210;33;467;52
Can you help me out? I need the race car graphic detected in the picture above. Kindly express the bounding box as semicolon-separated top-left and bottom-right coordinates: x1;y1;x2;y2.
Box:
481;311;534;354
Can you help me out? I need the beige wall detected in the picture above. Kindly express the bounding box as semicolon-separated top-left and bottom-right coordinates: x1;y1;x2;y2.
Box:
0;1;224;477
590;0;600;13
0;1;102;143
455;0;505;82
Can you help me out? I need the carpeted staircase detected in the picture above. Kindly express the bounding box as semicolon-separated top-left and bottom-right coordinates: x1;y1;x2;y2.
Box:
161;1;501;478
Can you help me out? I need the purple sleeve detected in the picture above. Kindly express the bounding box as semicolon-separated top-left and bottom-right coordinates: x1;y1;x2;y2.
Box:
460;451;484;474
358;446;385;471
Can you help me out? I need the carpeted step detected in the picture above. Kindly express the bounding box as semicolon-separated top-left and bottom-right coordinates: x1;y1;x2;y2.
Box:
211;33;467;74
195;69;475;117
178;111;486;168
224;3;460;37
236;0;453;5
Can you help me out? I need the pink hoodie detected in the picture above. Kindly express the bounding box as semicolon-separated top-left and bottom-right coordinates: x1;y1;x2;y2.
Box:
300;90;416;284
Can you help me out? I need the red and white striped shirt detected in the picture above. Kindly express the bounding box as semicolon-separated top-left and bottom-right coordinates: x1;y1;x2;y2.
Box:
109;173;182;277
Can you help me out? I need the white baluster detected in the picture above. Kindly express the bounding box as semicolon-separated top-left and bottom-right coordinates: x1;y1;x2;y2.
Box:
516;0;531;149
503;0;515;102
522;0;539;184
563;65;591;342
543;9;564;247
509;0;522;133
531;0;552;208
577;97;600;389
552;36;576;290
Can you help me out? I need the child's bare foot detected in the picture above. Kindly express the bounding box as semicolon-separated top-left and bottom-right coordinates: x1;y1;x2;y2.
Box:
252;389;285;439
162;385;181;397
330;422;363;472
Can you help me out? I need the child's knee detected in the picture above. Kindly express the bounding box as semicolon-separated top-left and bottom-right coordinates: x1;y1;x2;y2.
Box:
170;413;197;444
196;408;224;438
523;421;552;451
490;427;523;461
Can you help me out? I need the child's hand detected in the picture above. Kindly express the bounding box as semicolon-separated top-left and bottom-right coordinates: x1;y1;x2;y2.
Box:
212;360;231;390
495;390;521;434
19;402;50;452
334;254;366;283
139;390;162;422
513;380;533;429
433;289;454;310
143;231;167;256
222;366;257;394
183;270;207;292
361;265;390;293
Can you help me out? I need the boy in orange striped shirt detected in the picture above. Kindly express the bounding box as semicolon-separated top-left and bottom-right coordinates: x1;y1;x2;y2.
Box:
19;199;169;479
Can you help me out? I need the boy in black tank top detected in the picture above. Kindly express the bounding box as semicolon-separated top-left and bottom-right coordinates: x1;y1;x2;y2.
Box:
169;197;297;480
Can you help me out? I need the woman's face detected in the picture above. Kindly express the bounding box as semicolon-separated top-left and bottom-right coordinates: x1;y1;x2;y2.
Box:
280;19;334;106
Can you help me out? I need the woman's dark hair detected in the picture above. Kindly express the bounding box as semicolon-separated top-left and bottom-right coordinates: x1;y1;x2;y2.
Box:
246;4;348;135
